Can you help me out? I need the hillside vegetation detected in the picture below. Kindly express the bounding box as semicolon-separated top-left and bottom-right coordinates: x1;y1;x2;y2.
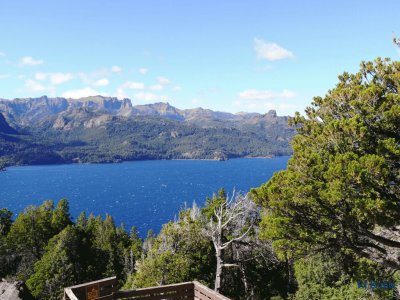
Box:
0;98;294;168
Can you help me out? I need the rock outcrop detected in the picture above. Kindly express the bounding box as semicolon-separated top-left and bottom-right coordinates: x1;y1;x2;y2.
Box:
0;279;35;300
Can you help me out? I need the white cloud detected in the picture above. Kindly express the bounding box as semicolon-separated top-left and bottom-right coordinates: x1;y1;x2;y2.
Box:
78;69;110;84
138;68;148;75
0;52;5;56
150;84;163;91
157;76;171;85
25;79;46;92
123;81;145;89
238;89;295;100
94;78;110;87
254;38;294;61
116;88;127;100
111;66;122;73
172;85;182;92
35;72;47;81
19;56;44;67
263;103;300;110
234;89;298;113
62;87;100;99
25;79;56;95
133;92;169;102
50;73;73;85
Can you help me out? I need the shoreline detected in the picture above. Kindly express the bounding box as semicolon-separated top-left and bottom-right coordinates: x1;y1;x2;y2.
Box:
0;155;290;170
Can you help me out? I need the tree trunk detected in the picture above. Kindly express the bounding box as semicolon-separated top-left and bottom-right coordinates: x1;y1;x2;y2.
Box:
286;257;296;294
215;248;222;292
240;263;252;299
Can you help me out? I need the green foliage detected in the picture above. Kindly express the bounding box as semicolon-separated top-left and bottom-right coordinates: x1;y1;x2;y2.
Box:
1;200;142;299
131;251;191;287
201;188;227;220
292;253;396;300
251;58;400;267
127;215;215;289
26;226;88;300
51;199;73;232
0;208;13;236
7;200;57;280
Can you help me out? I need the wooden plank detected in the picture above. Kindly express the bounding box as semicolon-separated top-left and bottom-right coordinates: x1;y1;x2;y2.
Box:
66;279;231;300
64;277;117;300
113;291;193;300
86;283;100;300
193;281;231;300
66;277;117;290
95;295;114;300
99;286;117;296
64;288;79;300
114;282;193;297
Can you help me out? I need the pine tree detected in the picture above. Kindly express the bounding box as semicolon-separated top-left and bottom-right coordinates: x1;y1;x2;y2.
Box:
252;58;400;269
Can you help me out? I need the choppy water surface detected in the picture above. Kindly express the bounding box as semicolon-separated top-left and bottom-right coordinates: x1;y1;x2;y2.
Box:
0;157;289;236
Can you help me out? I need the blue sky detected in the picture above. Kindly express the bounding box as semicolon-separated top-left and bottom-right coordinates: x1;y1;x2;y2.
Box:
0;1;399;116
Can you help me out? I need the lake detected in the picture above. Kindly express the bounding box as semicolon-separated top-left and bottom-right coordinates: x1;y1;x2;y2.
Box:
0;157;289;237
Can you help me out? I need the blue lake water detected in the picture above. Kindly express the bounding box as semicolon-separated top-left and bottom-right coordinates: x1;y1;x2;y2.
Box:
0;157;289;237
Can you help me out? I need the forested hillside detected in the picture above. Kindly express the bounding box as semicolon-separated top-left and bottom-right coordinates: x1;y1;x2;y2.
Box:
0;98;294;168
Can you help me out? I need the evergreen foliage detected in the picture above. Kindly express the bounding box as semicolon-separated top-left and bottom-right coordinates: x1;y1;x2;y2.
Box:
0;200;142;300
251;57;400;299
252;58;400;268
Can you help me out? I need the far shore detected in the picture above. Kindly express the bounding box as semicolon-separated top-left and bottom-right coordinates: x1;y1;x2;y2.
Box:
0;155;292;171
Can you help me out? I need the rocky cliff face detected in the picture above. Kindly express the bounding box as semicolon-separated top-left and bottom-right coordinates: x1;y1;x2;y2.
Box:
0;96;131;126
0;96;282;128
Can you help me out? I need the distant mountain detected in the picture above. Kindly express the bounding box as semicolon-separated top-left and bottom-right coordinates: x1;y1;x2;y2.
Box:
0;96;295;167
0;113;18;134
0;95;279;125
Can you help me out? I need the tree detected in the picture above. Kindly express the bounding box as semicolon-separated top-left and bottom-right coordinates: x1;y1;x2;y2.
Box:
204;191;256;293
124;226;142;276
0;208;13;236
26;226;88;300
0;208;14;277
127;210;214;289
51;199;72;232
292;252;394;300
6;201;56;279
76;211;87;229
251;58;400;270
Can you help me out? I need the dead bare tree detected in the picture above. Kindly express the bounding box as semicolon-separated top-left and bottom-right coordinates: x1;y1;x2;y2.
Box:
204;191;257;293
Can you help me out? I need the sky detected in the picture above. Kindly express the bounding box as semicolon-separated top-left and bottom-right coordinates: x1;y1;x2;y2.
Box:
0;1;399;116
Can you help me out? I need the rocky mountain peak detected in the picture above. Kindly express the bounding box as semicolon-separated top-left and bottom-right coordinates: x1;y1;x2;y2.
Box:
266;110;277;118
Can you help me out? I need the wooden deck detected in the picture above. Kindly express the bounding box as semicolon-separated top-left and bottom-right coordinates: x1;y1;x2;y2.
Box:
64;277;231;300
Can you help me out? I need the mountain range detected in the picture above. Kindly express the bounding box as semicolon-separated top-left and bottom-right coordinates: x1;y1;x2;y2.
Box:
0;96;295;168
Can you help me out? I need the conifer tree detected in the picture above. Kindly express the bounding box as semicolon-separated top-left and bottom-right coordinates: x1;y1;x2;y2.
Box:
252;58;400;270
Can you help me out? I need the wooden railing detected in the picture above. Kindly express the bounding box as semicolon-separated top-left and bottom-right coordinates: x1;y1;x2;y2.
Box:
64;277;231;300
64;277;118;300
